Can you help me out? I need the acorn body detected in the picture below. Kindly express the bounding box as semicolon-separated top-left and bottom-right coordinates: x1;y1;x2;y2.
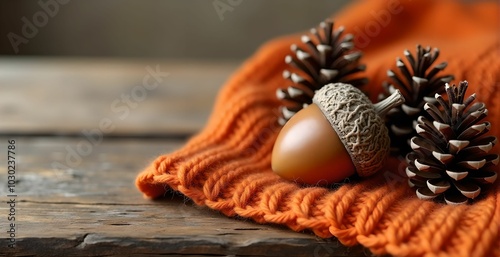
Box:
272;83;404;185
272;104;356;185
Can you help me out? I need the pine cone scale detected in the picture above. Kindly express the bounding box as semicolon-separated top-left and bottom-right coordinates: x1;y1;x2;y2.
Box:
316;45;332;66
402;104;420;116
319;69;339;82
416;187;439;200
445;169;468;181
469;171;497;183
448;139;470;154
425;61;447;78
424;103;446;123
396;59;412;85
427;178;450;194
414;158;443;173
458;159;486;170
432;151;454;164
484;154;499;167
457;122;490;139
453;180;481;199
406;166;442;179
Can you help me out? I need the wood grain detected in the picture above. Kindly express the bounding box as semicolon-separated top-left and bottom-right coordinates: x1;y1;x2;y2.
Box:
0;137;367;256
0;57;236;136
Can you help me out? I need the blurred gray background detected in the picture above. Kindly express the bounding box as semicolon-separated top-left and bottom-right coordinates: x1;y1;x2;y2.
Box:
0;0;350;60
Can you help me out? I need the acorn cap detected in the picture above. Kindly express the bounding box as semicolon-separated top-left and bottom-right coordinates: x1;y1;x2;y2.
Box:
313;83;404;177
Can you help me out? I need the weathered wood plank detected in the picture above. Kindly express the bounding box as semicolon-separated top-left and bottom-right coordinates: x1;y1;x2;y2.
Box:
0;137;367;256
2;202;366;257
0;58;236;136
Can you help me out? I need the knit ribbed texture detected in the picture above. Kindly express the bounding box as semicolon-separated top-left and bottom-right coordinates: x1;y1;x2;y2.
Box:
136;1;500;256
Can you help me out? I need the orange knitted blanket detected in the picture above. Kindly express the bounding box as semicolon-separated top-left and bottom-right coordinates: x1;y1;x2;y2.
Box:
136;1;500;256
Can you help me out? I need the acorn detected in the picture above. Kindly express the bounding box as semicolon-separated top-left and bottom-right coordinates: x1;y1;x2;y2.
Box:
272;83;405;185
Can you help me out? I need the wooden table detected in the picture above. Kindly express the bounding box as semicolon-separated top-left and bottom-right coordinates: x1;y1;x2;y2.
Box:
0;58;368;256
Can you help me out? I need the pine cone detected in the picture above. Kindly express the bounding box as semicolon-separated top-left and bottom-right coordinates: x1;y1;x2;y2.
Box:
277;20;368;125
380;45;454;154
406;81;499;205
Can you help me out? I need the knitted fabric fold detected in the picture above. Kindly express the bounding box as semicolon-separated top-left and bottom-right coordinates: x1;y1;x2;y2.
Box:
136;1;500;256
